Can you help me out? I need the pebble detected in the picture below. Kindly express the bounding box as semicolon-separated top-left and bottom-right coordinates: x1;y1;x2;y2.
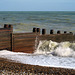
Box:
0;58;75;75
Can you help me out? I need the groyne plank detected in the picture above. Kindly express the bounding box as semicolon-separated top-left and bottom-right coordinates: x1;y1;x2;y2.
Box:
0;25;12;51
12;33;36;53
38;34;75;42
13;46;34;53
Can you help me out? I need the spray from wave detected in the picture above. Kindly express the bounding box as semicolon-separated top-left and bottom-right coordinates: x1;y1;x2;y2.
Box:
34;40;75;57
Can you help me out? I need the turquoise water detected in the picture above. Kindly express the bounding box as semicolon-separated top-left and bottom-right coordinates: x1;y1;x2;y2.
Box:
0;11;75;33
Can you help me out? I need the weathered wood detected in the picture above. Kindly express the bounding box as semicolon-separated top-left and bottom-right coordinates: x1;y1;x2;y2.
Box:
0;41;10;44
14;41;35;45
0;31;10;34
12;32;75;53
0;34;11;37
57;30;61;34
9;24;13;32
42;29;46;35
33;28;37;33
12;33;36;53
0;38;10;42
0;25;75;53
14;37;36;41
38;34;74;42
13;32;36;35
0;44;11;49
10;33;13;51
13;38;36;42
64;31;67;34
4;24;9;28
37;28;40;34
14;44;35;48
13;34;36;38
50;29;54;34
0;28;12;32
13;46;34;53
0;25;13;51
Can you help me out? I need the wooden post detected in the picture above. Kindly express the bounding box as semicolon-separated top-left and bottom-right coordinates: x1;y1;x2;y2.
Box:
37;28;40;34
4;24;8;28
57;30;61;34
8;25;13;51
64;31;67;34
9;24;13;28
33;28;37;33
11;33;13;51
42;29;46;35
50;29;54;34
69;32;73;34
9;24;13;32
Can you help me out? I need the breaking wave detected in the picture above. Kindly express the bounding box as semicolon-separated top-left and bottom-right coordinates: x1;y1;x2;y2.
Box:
35;40;75;57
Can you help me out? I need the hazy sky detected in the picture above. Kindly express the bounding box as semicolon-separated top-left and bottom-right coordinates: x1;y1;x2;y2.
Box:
0;0;75;11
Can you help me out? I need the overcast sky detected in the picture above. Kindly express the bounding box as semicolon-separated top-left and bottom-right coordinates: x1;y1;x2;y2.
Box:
0;0;75;11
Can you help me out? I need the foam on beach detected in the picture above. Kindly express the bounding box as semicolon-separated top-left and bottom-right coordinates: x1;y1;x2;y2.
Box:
0;42;75;70
35;40;75;57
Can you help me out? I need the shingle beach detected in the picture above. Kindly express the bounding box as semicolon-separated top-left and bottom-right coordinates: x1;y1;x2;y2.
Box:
0;58;75;75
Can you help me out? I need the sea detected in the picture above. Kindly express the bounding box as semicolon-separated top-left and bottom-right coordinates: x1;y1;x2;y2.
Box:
0;11;75;69
0;11;75;33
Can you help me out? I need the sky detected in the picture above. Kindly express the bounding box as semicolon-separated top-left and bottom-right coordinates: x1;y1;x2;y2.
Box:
0;0;75;11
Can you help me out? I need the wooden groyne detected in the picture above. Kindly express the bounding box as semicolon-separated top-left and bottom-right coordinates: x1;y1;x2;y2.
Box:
0;24;75;53
0;24;13;50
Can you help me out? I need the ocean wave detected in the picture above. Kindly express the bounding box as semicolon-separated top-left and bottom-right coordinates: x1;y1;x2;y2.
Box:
35;40;75;57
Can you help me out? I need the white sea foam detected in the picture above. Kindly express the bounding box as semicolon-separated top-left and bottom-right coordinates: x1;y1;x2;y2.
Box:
0;50;75;69
0;40;75;69
35;40;75;57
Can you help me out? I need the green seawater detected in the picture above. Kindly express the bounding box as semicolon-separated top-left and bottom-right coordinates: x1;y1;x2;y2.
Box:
0;11;75;33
